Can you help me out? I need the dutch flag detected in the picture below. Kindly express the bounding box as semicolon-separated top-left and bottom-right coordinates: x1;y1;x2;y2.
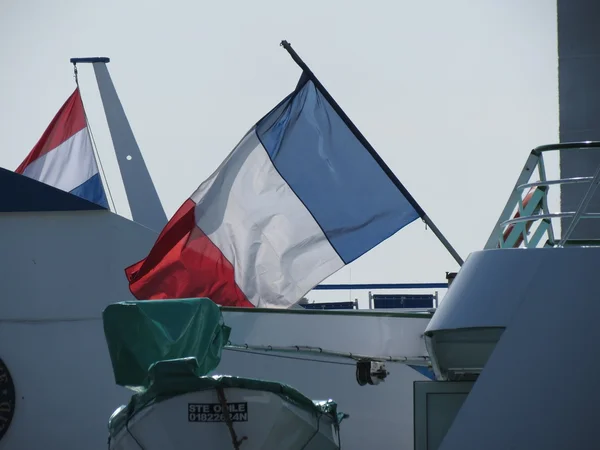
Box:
16;88;108;208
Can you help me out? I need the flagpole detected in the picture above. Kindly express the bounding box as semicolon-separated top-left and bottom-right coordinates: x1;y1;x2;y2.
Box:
280;40;464;267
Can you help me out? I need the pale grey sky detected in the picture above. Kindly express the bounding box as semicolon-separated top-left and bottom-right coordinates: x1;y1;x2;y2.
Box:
0;0;558;304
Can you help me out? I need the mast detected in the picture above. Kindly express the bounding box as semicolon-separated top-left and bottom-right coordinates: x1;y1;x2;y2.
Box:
70;57;168;233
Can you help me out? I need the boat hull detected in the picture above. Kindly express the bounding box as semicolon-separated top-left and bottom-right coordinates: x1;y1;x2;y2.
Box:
109;387;341;450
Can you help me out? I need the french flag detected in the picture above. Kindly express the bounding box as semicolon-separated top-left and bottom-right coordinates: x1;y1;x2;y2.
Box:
16;88;109;208
126;74;422;308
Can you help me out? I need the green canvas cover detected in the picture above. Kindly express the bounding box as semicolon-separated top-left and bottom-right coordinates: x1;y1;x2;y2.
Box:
108;358;345;437
103;298;231;389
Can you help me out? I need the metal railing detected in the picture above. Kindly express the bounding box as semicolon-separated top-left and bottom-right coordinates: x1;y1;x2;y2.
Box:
485;141;600;249
308;282;447;310
313;283;448;290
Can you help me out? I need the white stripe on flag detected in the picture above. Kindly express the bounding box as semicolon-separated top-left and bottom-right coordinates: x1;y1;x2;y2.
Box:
21;128;99;193
191;129;345;308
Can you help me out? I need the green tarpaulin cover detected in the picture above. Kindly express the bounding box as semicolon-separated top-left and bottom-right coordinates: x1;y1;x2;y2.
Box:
108;358;344;437
103;298;231;389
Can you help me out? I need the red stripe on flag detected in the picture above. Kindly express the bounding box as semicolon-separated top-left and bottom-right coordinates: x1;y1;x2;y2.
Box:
16;88;87;174
125;199;253;307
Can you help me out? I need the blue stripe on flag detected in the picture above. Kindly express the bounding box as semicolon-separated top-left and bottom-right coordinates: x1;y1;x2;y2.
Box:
69;173;109;209
256;80;420;264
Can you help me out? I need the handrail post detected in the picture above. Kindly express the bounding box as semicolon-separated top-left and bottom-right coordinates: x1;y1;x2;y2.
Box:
484;151;541;249
559;162;600;246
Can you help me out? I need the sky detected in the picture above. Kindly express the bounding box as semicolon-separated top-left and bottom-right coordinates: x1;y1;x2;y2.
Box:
0;0;559;306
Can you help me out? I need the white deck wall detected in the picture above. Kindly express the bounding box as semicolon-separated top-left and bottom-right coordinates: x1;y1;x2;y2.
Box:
0;210;432;450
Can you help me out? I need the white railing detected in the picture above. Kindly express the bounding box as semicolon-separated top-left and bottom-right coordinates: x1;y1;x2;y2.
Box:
485;142;600;249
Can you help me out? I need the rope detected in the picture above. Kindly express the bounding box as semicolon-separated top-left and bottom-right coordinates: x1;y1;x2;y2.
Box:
72;62;118;213
216;387;247;449
125;415;145;449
